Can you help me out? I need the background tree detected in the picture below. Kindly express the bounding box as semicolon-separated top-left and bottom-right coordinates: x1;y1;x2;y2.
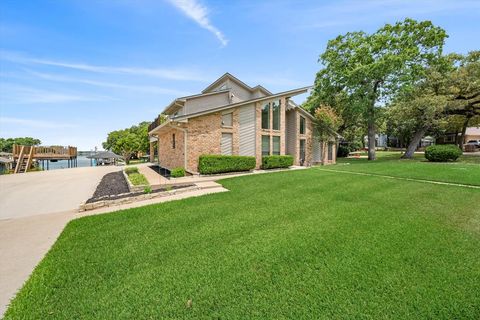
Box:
0;137;41;152
313;105;341;162
103;129;140;164
307;18;447;160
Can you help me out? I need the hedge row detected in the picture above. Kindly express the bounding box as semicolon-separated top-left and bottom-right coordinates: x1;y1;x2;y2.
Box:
425;144;462;162
198;155;256;174
261;155;294;169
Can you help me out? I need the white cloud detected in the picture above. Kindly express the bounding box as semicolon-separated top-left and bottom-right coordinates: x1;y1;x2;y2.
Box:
0;50;205;81
0;85;113;104
167;0;228;46
24;70;191;96
0;117;78;129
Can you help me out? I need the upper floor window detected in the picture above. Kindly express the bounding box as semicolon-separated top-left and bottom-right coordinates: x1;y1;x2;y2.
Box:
272;100;280;130
172;133;176;149
299;116;306;134
261;103;270;129
222;112;233;127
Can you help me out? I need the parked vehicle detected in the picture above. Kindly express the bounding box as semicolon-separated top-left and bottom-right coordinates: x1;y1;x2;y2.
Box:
465;140;480;148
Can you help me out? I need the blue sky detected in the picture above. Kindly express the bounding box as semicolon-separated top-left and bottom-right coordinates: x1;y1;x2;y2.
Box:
1;0;479;150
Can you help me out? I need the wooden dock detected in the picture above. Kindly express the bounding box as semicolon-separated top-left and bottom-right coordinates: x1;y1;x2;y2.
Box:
12;145;78;173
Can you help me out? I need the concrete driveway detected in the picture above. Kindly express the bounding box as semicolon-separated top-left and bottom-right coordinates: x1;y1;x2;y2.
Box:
0;165;119;316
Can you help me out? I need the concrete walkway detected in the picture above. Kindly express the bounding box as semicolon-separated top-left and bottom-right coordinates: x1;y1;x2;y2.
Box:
0;171;227;316
0;166;119;220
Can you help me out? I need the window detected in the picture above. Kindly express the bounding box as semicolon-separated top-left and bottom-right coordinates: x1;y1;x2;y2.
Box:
299;139;306;164
172;133;176;149
262;135;270;156
272;136;280;155
328;142;333;161
261;103;270;129
299;116;306;134
272;100;280;130
222;112;233;127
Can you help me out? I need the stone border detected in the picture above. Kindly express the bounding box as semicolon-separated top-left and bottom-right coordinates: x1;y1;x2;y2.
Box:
79;185;200;212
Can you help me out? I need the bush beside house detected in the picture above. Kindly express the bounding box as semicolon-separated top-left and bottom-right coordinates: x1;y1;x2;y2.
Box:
261;155;294;169
170;167;186;178
425;145;462;162
198;155;256;174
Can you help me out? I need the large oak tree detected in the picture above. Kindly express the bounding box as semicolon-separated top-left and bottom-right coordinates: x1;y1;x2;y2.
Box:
306;18;447;160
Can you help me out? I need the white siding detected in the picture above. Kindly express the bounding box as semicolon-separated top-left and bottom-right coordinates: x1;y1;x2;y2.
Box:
221;133;233;155
239;104;256;156
285;110;297;156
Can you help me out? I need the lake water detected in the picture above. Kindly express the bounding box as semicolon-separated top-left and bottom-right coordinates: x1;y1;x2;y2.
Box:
40;156;96;170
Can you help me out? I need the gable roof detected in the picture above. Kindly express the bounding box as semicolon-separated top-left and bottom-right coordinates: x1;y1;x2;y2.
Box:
201;72;271;95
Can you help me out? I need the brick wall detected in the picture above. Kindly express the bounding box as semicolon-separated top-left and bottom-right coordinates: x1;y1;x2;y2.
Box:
157;126;185;170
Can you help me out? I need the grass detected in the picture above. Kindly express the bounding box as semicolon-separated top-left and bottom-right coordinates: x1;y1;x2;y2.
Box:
127;172;149;186
5;162;480;319
333;151;480;186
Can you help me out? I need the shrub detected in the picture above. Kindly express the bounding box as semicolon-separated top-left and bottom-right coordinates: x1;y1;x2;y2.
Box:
128;173;149;186
425;144;462;162
170;167;185;178
125;166;139;175
261;155;294;169
337;145;350;158
143;186;152;194
198;155;256;174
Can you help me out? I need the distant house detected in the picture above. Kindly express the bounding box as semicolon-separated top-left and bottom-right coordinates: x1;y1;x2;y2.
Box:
436;127;480;145
0;152;13;174
148;73;336;174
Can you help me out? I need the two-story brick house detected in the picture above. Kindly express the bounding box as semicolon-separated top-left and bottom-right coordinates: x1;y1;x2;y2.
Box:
148;73;336;174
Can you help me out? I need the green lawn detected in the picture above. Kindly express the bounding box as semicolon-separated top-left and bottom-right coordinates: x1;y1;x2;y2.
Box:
333;151;480;186
5;163;480;319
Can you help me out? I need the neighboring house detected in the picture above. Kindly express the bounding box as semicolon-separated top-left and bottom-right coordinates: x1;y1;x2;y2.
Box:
148;73;336;174
436;127;480;145
0;152;13;174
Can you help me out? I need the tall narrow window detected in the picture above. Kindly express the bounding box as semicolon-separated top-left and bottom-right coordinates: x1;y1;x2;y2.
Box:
262;135;270;156
272;136;280;155
299;139;306;164
172;133;176;149
261;103;270;129
272;100;280;130
328;142;333;161
299;116;306;134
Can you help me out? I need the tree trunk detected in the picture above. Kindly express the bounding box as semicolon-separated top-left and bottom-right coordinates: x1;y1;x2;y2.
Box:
401;128;426;159
367;120;376;160
458;115;471;150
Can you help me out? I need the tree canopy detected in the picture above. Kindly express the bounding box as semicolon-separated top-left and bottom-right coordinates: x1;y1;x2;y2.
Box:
305;18;448;160
102;122;150;164
0;137;42;153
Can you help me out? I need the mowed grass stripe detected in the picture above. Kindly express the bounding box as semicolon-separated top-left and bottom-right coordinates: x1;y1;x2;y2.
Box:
5;169;480;319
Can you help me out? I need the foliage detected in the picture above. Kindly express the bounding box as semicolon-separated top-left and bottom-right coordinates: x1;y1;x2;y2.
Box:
170;167;186;178
127;173;149;186
425;144;462;162
0;137;41;152
198;155;256;174
143;186;152;194
337;145;350;158
261;155;294;169
124;166;139;175
306;18;448;160
5;167;480;319
103;121;150;163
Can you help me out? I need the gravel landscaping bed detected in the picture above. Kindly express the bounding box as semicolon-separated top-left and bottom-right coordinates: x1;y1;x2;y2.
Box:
87;171;129;203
